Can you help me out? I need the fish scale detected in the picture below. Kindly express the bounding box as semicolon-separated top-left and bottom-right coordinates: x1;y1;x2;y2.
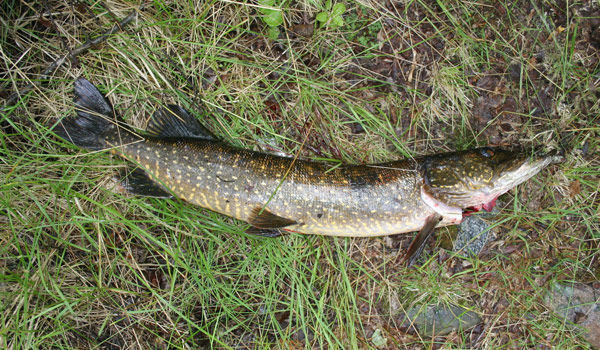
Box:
112;135;433;237
56;78;564;264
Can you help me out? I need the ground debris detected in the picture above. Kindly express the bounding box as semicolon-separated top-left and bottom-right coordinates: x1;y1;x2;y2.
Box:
545;283;600;348
396;303;481;337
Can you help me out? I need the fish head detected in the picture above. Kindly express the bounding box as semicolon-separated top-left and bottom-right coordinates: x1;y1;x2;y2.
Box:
421;147;564;211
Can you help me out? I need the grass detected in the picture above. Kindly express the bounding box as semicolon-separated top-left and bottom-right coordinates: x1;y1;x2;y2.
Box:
1;0;599;348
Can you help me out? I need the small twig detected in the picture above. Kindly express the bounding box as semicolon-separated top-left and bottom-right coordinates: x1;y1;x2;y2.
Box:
43;0;70;50
2;9;139;110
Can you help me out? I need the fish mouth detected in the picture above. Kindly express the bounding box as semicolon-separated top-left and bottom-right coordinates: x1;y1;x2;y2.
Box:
420;189;500;223
421;186;499;223
472;148;566;212
464;148;564;214
534;148;565;166
423;148;565;219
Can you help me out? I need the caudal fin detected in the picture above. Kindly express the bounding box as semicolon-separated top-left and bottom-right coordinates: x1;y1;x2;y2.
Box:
55;78;118;150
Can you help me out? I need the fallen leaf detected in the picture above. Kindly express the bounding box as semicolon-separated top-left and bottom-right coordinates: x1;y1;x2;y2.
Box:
569;180;581;198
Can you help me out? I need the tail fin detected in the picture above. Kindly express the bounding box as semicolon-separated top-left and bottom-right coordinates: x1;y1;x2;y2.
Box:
55;78;118;150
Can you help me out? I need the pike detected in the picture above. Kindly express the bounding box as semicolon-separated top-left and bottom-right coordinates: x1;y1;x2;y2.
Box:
55;78;564;265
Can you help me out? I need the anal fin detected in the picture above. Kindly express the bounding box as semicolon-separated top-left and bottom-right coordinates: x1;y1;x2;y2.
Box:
401;213;442;267
248;207;297;229
117;167;172;198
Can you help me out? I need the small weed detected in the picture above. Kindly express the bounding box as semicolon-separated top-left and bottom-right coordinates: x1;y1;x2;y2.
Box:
316;0;346;29
258;0;284;39
345;8;382;48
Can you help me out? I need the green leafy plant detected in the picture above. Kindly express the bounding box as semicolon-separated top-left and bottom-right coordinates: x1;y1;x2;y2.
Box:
258;0;283;39
316;1;346;29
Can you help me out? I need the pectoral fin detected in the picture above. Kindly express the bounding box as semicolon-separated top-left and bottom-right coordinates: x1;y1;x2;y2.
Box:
402;213;442;267
244;227;284;237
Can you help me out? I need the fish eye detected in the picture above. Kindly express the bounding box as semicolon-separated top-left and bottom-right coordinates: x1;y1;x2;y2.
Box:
481;147;495;158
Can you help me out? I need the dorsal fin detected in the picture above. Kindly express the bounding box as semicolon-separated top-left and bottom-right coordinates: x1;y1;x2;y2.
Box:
248;207;297;229
147;104;217;140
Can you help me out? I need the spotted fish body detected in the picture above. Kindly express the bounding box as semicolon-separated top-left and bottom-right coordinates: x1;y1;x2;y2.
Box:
112;134;441;237
56;78;564;260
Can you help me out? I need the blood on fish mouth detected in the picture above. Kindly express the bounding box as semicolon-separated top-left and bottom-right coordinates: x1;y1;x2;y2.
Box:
462;196;498;216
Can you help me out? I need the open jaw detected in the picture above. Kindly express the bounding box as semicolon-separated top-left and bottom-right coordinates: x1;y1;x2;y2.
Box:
462;196;498;215
420;187;499;223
